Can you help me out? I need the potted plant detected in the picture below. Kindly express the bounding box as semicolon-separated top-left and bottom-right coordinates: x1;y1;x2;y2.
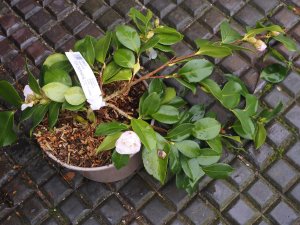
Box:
0;8;297;193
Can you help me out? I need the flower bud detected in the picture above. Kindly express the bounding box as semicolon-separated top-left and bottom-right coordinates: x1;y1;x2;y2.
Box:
115;131;141;155
271;31;280;36
246;37;257;44
157;150;167;159
146;31;154;39
254;40;267;52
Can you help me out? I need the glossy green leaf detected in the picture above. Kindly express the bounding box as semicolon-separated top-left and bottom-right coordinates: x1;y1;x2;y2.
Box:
44;68;72;86
200;79;222;101
206;136;222;154
188;104;205;122
167;123;193;141
259;102;283;123
43;53;72;72
48;102;61;129
152;105;179;124
112;150;130;169
129;8;152;33
0;111;17;147
273;34;297;51
64;87;86;106
141;92;161;116
131;119;157;152
197;45;232;58
188;158;205;181
140;36;160;53
245;25;284;38
116;25;141;52
221;80;242;109
244;94;258;116
261;63;289;83
26;61;41;95
74;36;96;66
161;87;176;104
42;82;69;103
192;118;221;140
224;74;249;97
197;148;221;166
232;109;255;138
174;78;197;94
154;26;183;45
254;123;266;149
232;120;252;139
148;79;164;95
95;31;112;64
62;101;85;111
30;104;49;135
113;48;135;68
175;140;201;158
95;121;128;136
0;80;22;107
221;134;241;143
96;132;121;153
154;44;174;53
220;21;242;43
20;106;37;123
203;163;234;179
104;68;132;84
102;61;122;83
178;59;214;83
169;145;181;173
168;96;186;108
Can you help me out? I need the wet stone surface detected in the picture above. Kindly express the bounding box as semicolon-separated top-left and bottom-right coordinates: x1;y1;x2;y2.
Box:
1;0;300;224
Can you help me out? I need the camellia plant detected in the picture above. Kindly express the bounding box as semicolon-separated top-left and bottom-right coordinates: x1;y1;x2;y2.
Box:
0;8;297;194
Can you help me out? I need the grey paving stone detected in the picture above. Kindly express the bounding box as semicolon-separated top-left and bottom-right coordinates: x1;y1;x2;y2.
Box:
282;72;300;97
216;0;245;16
81;0;108;20
41;217;60;225
252;0;279;14
272;7;299;30
267;122;293;148
63;11;90;35
285;104;300;132
184;21;213;46
245;179;278;210
95;8;124;31
286;141;300;169
114;0;141;18
269;201;300;225
288;182;300;206
265;159;299;192
148;0;176;18
81;216;102;225
183;198;217;225
165;6;193;31
46;0;72;20
225;198;260;225
120;175;154;209
201;7;226;33
181;0;210;17
0;154;16;188
220;54;249;77
203;180;238;211
1;213;23;225
235;4;264;26
141;196;174;225
96;195;128;225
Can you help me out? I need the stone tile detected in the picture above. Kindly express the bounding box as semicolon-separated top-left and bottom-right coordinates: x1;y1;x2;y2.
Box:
96;8;124;30
172;41;193;57
114;0;141;18
82;216;102;225
208;102;233;125
43;24;72;49
229;159;255;191
216;0;245;16
0;14;23;36
181;0;210;17
269;201;300;225
220;54;249;77
165;7;193;31
286;141;300;169
81;0;108;20
184;22;212;47
78;180;111;207
267;122;293;148
19;196;48;225
11;27;37;50
288;182;300;206
63;11;90;35
60;168;84;189
77;23;104;39
43;175;73;206
120;175;154;209
246;179;278;210
225;198;260;225
201;7;226;33
246;143;276;171
148;0;176;18
0;39;18;63
285;104;300;132
185;86;215;107
203;180;238;211
240;42;263;64
96;195;128;224
5;54;27;80
1;213;23;225
28;9;55;33
25;41;52;66
282;72;300;97
60;194;90;224
272;7;299;30
275;43;299;61
240;69;260;94
46;0;72;20
41;217;60;225
183;198;216;225
291;23;300;41
264;87;293;110
235;4;264;26
141;196;174;225
0;154;16;188
266;159;299;192
14;0;41;19
252;0;279;15
138;169;163;190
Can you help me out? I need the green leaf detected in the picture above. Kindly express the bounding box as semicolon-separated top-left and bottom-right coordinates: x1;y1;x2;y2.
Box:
174;78;197;94
96;132;121;153
64;87;86;106
200;79;222;101
74;36;96;66
26;61;41;95
197;45;232;58
140;36;160;53
244;94;258;116
152;105;179;124
175;140;201;158
20;106;37;123
129;8;151;33
188;104;205;122
95;122;128;136
30;104;49;135
154;44;174;53
113;48;135;68
178;59;214;83
259;102;283;123
273;34;297;51
232;109;255;138
261;63;289;83
188;158;205;181
203;163;234;179
42;82;69;103
168;96;186;108
43;53;72;72
221;134;241;143
161;87;176;104
112;150;130;169
254;123;266;149
102;61;122;83
169;145;181;173
148;79;164;95
154;26;183;45
167;123;193;141
176;170;190;190
0;81;22;107
206;136;222;154
131;119;157;152
95;31;112;64
221;80;242;109
116;25;141;53
224;74;249;96
245;25;284;38
192;118;221;140
104;68;132;84
44;68;72;86
220;21;242;43
232;120;252;139
141;92;161;116
62;101;85;111
48;102;61;129
142;133;169;183
0;111;17;147
197;148;221;166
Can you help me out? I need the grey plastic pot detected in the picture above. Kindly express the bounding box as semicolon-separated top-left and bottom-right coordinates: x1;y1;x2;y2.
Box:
45;150;142;183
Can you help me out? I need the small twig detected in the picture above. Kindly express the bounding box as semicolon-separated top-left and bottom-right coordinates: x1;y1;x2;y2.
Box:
98;64;106;96
106;103;133;120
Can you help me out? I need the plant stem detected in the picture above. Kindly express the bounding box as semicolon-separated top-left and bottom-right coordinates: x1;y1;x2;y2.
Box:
106;103;133;120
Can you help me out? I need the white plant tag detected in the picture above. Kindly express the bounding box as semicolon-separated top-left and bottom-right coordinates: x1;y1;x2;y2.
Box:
65;52;105;110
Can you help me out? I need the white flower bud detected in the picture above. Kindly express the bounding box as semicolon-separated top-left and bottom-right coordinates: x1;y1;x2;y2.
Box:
23;85;33;98
271;31;280;36
21;85;34;111
115;131;141;155
254;40;267;52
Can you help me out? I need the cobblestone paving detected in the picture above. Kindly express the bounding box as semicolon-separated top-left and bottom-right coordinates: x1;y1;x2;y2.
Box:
1;0;300;224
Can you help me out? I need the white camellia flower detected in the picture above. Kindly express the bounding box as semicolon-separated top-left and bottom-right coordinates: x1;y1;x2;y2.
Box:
21;85;35;111
254;40;267;52
87;96;106;110
115;131;141;155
